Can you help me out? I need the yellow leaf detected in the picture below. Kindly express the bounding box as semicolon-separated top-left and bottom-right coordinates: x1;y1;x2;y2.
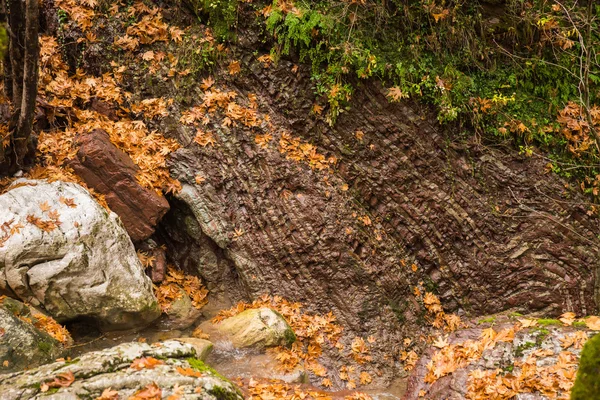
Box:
585;316;600;331
560;312;576;326
359;371;372;385
518;318;538;328
387;86;406;102
228;61;241;75
433;336;448;349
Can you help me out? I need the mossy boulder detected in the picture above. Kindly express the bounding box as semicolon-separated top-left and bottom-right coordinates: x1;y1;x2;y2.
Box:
162;286;202;329
571;333;600;400
174;337;214;360
215;307;296;349
0;340;242;399
0;298;66;372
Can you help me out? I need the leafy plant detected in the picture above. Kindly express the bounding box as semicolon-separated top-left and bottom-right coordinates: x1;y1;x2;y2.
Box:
255;0;600;203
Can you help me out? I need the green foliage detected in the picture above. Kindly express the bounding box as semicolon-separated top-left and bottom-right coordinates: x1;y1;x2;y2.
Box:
186;0;239;39
536;319;562;326
478;316;496;324
256;0;600;196
571;333;600;400
176;28;222;75
0;27;7;57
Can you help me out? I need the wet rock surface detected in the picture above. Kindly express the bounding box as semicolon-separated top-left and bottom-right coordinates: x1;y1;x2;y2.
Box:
0;298;66;373
0;340;242;400
69;128;170;242
206;307;296;349
161;286;204;330
0;179;160;330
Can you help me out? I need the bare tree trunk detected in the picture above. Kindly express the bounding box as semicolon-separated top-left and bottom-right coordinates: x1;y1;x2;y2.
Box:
13;0;39;165
8;0;24;106
0;2;12;101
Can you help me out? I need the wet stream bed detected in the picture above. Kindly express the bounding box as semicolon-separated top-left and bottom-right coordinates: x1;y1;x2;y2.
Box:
64;319;407;400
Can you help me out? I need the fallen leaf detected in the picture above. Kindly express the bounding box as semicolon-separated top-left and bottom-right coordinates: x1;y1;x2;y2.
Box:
228;61;241;75
96;387;119;400
560;312;576;326
387;86;406;102
585;316;600;331
176;366;203;377
130;357;165;370
130;382;162;400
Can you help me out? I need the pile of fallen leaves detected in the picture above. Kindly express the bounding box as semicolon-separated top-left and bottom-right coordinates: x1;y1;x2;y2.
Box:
467;349;578;399
179;76;337;173
32;311;73;345
421;291;463;333
37;32;181;195
154;265;209;313
398;290;463;372
213;294;377;390
556;101;600;155
0;0;187;202
422;312;600;399
279;132;337;171
241;377;373;400
0;296;72;345
424;326;517;384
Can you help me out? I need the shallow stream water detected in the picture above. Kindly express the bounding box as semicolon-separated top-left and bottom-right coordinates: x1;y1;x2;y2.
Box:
65;318;406;400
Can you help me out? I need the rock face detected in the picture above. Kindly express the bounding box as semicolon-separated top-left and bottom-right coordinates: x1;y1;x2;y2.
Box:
69;128;170;242
162;286;203;329
209;308;296;349
0;340;243;400
160;49;600;347
404;319;590;399
174;338;214;361
0;179;160;330
0;298;65;372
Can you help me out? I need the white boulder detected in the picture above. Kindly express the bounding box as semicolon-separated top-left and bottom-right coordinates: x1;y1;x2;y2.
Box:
0;179;160;330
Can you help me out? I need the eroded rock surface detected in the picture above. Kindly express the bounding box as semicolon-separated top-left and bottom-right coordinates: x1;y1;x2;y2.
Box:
0;298;66;373
161;286;203;329
0;340;242;400
162;53;600;341
0;179;160;330
174;338;214;361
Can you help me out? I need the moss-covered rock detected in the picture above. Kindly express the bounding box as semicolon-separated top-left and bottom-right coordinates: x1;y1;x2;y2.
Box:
162;286;202;329
0;340;242;399
0;299;65;372
215;307;296;349
571;333;600;400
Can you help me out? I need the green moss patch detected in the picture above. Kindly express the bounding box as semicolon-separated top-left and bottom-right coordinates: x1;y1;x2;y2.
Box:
572;333;600;399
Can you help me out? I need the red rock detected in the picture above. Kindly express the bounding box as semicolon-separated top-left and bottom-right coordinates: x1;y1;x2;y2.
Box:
69;129;169;242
